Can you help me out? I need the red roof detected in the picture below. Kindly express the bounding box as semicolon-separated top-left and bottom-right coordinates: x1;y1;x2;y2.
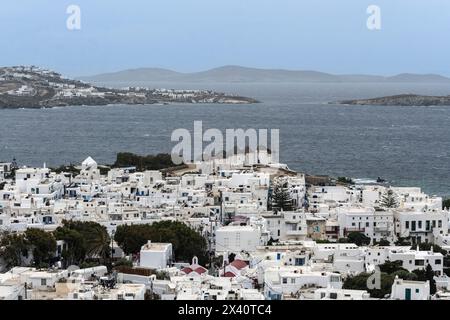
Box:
181;267;193;274
194;266;207;274
224;271;236;277
230;259;248;270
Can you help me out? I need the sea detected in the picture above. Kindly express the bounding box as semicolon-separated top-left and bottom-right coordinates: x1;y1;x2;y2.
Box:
1;81;450;197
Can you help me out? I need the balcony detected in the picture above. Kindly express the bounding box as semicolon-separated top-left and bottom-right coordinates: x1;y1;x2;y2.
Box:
344;227;365;235
374;225;390;232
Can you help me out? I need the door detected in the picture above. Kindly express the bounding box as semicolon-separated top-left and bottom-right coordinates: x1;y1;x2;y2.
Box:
405;288;411;300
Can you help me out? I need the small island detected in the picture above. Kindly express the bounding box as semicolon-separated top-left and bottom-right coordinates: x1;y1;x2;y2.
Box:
0;66;259;109
337;94;450;106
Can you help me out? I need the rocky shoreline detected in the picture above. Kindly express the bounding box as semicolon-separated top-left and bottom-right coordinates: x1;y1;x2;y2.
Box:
0;66;259;109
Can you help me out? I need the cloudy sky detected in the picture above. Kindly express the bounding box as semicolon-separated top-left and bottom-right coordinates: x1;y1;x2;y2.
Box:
1;0;450;77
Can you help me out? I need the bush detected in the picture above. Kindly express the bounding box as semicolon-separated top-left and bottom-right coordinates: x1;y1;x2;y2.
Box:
337;177;354;185
347;232;371;246
443;198;450;210
113;153;177;171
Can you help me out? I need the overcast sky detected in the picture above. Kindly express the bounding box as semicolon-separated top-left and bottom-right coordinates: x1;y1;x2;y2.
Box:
1;0;450;77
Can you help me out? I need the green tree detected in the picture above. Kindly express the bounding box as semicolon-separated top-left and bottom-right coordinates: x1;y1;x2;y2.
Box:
413;265;437;294
378;260;407;274
270;181;293;212
77;222;110;261
0;232;29;268
54;227;86;267
393;270;418;281
347;232;371;246
375;239;391;246
54;221;110;266
380;189;399;209
115;221;208;264
395;237;412;246
25;228;56;267
114;224;153;255
343;272;394;298
443;198;450;210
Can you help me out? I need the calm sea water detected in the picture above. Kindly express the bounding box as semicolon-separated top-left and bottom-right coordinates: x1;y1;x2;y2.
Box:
1;82;450;197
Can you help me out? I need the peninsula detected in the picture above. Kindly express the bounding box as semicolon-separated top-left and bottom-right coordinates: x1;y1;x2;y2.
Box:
337;94;450;106
0;66;258;109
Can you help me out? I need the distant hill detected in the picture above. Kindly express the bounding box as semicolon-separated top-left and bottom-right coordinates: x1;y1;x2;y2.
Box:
79;66;450;84
83;68;183;82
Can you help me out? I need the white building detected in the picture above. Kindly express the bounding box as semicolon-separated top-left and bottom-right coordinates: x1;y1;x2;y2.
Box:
215;225;266;254
390;277;430;300
140;241;173;269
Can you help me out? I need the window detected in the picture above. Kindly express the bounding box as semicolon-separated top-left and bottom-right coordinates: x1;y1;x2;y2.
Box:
411;221;416;231
416;289;420;293
366;222;369;227
329;292;338;299
282;278;287;284
438;220;442;228
414;260;424;266
436;259;442;265
405;221;409;229
418;221;422;229
41;278;47;286
330;276;340;282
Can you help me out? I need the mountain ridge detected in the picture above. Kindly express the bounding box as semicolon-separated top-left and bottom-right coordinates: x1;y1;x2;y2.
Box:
78;66;450;84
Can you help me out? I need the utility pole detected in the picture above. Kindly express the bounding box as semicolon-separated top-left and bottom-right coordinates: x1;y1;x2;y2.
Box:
110;229;115;268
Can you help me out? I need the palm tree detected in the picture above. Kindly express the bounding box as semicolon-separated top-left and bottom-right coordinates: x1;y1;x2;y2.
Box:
84;223;110;263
